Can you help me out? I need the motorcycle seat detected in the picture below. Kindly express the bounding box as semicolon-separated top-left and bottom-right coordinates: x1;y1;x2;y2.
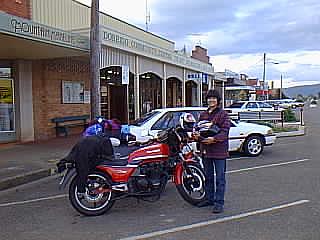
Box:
99;158;128;166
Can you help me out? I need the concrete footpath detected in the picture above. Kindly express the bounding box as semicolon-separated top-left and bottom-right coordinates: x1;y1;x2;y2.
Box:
0;127;306;191
0;135;79;191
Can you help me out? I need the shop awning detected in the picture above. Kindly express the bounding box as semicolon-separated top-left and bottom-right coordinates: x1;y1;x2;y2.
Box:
0;33;89;59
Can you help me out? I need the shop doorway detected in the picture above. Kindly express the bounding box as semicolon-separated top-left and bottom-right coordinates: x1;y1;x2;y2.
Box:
100;66;134;124
185;80;199;107
109;85;127;123
166;77;182;107
139;72;162;115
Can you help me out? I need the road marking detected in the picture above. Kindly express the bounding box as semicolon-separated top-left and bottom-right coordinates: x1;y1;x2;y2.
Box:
0;159;309;208
119;200;310;240
227;158;310;174
0;194;67;207
227;157;250;161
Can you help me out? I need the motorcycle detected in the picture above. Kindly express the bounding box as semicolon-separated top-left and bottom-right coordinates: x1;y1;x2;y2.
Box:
58;126;206;216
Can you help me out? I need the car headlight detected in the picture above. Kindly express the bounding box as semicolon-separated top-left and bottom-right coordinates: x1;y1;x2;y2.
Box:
267;129;274;135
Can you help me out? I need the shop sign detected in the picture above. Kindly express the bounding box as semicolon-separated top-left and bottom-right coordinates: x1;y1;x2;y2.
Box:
121;65;129;85
102;28;214;74
187;73;208;84
0;12;89;50
202;73;208;84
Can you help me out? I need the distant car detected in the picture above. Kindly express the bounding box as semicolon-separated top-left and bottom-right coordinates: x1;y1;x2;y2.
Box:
128;107;276;157
293;100;305;108
310;100;318;108
224;101;276;117
270;99;304;109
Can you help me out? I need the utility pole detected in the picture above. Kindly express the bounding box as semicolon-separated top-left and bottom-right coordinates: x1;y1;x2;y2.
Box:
262;53;266;100
145;0;150;31
90;0;101;118
280;74;283;99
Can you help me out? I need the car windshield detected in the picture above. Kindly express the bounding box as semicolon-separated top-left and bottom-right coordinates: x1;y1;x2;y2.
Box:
130;111;161;126
228;102;245;108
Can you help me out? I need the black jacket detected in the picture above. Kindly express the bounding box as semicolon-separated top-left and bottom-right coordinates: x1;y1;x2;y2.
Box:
64;135;114;193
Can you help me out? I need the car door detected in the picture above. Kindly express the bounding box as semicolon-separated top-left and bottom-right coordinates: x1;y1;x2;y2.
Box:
228;121;244;152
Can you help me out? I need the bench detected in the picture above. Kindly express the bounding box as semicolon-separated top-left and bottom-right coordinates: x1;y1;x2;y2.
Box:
51;115;90;137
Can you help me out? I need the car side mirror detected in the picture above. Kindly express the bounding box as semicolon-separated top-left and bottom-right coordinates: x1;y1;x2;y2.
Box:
141;129;148;136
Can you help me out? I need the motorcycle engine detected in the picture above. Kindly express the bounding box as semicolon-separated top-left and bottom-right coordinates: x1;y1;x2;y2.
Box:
130;162;167;193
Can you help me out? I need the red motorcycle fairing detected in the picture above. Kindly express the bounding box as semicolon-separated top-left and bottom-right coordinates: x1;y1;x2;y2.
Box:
128;143;169;163
174;158;198;185
96;143;169;183
96;165;136;183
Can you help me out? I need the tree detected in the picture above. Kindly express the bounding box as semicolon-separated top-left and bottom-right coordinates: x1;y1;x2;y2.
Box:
297;94;304;100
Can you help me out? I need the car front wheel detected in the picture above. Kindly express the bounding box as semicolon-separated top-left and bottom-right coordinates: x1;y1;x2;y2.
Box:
243;135;264;157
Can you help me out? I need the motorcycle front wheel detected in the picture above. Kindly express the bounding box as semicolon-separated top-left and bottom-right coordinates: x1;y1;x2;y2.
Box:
176;163;206;205
69;172;114;216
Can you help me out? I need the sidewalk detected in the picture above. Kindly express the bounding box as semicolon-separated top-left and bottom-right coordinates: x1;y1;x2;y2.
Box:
0;135;80;191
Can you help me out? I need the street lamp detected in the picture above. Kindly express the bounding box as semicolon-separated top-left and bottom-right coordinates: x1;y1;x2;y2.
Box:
262;53;282;100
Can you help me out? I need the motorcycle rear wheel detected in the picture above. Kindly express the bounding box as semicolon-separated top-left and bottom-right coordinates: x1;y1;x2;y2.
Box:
69;172;115;216
176;163;206;205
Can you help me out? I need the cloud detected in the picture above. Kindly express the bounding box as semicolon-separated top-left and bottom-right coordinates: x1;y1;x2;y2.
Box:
213;51;320;87
77;0;320;87
150;0;320;55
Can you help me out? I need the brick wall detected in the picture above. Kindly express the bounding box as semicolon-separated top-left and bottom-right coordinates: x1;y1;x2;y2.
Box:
32;57;90;140
0;0;31;19
191;46;210;64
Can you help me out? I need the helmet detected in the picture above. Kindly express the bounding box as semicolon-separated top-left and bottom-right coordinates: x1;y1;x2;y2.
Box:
195;120;220;139
179;113;196;131
83;123;103;137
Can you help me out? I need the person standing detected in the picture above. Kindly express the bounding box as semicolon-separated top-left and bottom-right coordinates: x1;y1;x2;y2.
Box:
196;89;231;213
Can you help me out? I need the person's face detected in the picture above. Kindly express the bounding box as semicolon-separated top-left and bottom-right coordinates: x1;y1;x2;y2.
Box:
207;97;218;108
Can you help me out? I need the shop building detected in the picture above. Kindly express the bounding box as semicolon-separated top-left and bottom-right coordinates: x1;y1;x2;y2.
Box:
0;0;215;143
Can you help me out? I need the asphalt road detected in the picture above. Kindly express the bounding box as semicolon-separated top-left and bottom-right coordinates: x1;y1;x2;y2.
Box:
0;106;319;240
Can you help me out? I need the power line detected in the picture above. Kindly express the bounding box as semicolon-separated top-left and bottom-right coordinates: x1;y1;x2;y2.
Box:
238;57;264;72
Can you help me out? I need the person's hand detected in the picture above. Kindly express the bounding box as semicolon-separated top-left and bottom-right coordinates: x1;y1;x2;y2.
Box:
201;137;217;145
192;132;200;140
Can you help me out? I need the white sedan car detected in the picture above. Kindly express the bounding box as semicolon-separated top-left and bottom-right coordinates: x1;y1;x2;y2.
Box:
128;107;276;157
225;101;277;118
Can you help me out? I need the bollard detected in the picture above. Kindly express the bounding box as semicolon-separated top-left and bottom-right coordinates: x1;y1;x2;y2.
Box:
300;108;304;126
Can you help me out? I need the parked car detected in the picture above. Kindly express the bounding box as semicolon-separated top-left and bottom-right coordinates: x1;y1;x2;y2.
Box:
128;107;276;157
269;99;304;109
310;100;318;108
224;101;276;118
293;99;305;108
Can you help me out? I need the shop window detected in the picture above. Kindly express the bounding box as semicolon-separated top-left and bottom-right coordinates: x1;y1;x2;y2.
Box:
0;69;14;132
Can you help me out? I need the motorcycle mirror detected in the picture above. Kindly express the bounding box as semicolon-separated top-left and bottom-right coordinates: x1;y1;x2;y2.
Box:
110;137;121;147
97;117;104;124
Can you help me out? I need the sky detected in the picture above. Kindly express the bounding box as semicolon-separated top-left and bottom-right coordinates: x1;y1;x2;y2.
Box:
78;0;320;88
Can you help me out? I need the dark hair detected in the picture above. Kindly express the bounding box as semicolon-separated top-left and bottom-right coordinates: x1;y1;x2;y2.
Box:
206;89;221;104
